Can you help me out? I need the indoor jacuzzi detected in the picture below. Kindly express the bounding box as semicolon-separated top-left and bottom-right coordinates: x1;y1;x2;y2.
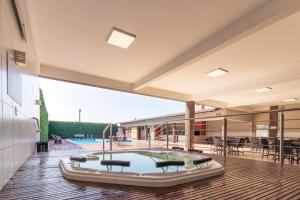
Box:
59;150;224;187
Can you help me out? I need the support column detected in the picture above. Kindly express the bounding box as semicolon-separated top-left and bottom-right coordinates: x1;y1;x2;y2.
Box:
110;124;112;151
172;124;176;143
166;122;169;149
280;112;284;165
269;106;279;139
144;126;147;140
185;101;195;150
223;118;228;157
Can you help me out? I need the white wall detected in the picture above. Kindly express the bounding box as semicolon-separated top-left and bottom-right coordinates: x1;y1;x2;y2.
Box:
253;105;300;138
203;109;254;138
0;0;40;190
206;120;223;137
254;113;269;137
281;104;300;138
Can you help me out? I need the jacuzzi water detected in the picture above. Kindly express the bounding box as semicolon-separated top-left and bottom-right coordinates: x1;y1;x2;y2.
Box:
60;150;224;187
72;151;215;174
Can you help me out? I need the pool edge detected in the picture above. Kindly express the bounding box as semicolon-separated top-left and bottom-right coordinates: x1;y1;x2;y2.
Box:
59;152;224;187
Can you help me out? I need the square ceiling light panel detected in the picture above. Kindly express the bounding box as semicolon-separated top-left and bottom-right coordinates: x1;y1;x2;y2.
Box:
256;87;272;93
284;98;297;102
107;28;136;49
206;68;228;78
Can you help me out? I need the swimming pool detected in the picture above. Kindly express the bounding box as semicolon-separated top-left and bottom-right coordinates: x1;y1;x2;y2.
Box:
70;138;132;144
60;150;224;187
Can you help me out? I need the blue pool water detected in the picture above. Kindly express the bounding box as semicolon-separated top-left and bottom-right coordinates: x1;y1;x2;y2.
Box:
70;138;132;144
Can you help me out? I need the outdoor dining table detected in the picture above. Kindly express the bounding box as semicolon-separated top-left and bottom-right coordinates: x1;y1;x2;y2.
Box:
292;140;300;147
292;140;300;153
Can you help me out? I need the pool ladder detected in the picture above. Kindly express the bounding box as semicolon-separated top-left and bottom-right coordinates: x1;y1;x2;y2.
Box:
102;123;112;152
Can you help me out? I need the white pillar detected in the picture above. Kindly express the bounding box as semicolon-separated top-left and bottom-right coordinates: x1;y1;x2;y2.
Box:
172;125;176;143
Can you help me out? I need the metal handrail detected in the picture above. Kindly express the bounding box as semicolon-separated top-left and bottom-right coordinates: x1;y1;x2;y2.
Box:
102;123;112;152
146;107;300;165
147;120;172;149
165;107;300;123
147;108;300;135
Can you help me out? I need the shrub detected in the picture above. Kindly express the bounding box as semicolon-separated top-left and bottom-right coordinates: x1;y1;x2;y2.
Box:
40;88;49;142
48;121;118;139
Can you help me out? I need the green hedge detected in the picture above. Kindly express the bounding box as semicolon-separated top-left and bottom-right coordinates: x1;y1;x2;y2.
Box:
40;89;49;142
48;121;118;139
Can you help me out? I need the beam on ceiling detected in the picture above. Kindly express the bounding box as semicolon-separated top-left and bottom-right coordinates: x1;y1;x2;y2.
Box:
225;90;300;107
195;99;228;108
133;0;300;90
40;64;192;102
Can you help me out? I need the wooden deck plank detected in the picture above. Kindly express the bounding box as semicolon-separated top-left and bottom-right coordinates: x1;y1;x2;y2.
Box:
0;150;299;200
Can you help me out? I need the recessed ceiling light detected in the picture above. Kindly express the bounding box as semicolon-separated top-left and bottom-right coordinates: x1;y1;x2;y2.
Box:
256;87;272;93
107;28;136;49
206;68;228;78
284;98;297;102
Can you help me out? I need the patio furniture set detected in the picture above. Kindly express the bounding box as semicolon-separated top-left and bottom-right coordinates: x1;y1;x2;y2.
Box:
211;136;300;164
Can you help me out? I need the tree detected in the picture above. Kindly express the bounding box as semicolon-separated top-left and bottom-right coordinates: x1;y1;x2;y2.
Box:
40;88;49;142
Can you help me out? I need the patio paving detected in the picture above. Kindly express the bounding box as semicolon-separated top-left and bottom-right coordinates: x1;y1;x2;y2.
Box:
49;139;83;151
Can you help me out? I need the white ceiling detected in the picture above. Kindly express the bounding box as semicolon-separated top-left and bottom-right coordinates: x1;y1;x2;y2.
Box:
28;0;268;82
150;10;300;106
27;0;300;108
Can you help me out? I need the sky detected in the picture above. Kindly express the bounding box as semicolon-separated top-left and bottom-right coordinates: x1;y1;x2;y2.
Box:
39;78;185;123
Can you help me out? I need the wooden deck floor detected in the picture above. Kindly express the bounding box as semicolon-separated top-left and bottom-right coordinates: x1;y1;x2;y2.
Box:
0;150;300;200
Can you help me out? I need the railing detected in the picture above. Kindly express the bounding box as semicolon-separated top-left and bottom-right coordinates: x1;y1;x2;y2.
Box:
148;121;168;149
102;123;112;152
149;107;300;165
